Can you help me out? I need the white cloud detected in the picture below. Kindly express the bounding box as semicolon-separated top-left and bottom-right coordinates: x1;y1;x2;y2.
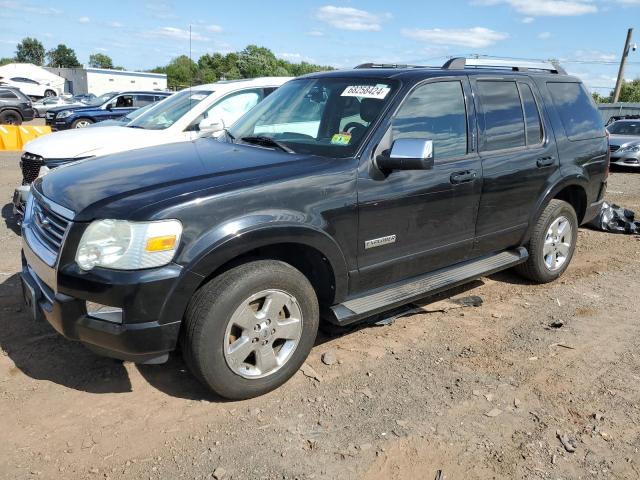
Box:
109;21;124;28
522;16;535;23
147;27;210;42
538;31;552;39
307;30;325;37
315;5;391;31
473;0;597;16
402;27;509;48
96;47;109;52
144;1;176;19
0;1;62;15
572;50;617;62
205;24;223;33
78;16;90;23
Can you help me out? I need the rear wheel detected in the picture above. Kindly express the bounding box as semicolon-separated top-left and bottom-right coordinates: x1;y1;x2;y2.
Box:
0;110;22;125
72;118;93;128
516;199;578;283
44;89;56;98
182;260;319;399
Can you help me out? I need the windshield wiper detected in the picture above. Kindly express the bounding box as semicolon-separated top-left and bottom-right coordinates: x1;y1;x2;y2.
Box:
239;135;294;153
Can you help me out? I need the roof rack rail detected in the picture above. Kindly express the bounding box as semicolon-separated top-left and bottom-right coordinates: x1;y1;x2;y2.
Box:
442;57;567;75
354;63;429;69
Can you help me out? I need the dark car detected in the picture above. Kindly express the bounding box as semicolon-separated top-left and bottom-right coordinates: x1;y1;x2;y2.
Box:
0;87;35;125
20;58;608;399
45;91;171;130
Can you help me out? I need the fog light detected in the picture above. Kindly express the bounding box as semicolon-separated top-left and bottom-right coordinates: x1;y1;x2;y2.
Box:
86;302;123;324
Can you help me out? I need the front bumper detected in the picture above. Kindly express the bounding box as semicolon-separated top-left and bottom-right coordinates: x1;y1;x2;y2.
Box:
611;153;640;167
45;117;70;131
20;235;188;363
12;185;30;218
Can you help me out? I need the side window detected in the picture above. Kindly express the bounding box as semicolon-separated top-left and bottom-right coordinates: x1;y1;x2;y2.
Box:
205;89;263;127
115;95;134;108
476;80;525;151
518;83;543;145
0;90;18;99
263;87;278;97
393;81;468;160
547;82;604;141
134;95;155;107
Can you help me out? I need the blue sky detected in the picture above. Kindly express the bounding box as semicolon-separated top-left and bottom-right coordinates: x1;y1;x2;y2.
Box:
1;0;639;93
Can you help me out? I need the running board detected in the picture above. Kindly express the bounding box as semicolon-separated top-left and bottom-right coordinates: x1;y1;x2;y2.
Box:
329;248;528;326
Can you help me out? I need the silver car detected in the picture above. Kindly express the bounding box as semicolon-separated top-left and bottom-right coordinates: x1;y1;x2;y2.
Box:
607;120;640;167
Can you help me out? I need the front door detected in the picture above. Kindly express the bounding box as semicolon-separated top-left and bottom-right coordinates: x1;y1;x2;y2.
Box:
355;77;482;292
470;77;559;255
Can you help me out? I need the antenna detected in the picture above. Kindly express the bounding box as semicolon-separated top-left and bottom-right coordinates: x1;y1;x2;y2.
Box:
189;24;192;110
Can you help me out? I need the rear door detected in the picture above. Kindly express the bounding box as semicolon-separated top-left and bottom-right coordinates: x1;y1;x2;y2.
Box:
355;77;482;291
470;76;559;255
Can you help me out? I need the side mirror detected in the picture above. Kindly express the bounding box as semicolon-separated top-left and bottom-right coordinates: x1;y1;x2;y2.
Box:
376;138;434;171
106;103;114;111
198;116;225;135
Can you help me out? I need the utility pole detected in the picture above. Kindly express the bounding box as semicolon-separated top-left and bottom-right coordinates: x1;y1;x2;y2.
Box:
613;28;633;103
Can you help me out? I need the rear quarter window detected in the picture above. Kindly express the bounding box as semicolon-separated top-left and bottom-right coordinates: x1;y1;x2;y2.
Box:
547;82;604;141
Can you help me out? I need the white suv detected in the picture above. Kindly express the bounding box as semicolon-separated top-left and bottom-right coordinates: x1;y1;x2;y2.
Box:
0;76;60;98
13;77;292;216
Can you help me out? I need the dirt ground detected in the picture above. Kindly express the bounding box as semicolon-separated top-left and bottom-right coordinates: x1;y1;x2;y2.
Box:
1;150;639;480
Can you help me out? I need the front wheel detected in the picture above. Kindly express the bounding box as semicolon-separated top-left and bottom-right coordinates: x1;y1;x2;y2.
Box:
182;260;319;400
516;199;578;283
0;110;22;125
72;118;93;128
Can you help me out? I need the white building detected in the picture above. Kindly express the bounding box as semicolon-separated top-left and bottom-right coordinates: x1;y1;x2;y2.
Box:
45;67;167;95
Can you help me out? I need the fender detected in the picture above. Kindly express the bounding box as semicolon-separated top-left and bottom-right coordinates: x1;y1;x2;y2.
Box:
523;172;589;244
177;213;350;301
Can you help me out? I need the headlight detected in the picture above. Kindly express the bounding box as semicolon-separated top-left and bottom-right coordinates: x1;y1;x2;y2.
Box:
619;145;640;153
76;219;182;271
56;110;73;119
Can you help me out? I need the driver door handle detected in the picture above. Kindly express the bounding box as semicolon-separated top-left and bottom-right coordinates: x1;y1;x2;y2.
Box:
450;170;477;184
537;156;555;168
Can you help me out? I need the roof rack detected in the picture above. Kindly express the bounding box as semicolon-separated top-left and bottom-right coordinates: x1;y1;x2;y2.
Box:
354;63;430;69
442;57;567;75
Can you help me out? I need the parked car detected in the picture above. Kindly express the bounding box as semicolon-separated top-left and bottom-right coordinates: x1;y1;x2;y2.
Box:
606;119;640;167
0;86;35;125
19;59;608;399
45;91;171;130
13;77;291;216
32;95;91;117
0;76;59;98
87;100;161;127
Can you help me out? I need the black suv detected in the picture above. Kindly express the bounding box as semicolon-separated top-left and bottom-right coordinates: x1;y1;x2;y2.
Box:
0;87;35;125
20;58;608;399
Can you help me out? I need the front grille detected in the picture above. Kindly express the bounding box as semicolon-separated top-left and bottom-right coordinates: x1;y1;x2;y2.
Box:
31;198;70;255
46;112;55;120
610;145;620;153
21;152;44;185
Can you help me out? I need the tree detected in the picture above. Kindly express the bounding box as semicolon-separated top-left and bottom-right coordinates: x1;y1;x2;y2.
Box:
88;53;114;69
617;78;640;103
592;92;610;104
0;57;13;67
236;45;279;78
46;44;81;68
164;55;198;88
15;37;45;65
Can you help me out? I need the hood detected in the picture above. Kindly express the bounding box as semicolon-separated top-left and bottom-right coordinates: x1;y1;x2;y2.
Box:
608;134;640;147
48;103;99;114
35;138;321;221
23;126;166;159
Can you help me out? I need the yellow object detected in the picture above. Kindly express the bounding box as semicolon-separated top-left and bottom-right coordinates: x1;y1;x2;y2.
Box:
145;235;177;252
0;124;52;151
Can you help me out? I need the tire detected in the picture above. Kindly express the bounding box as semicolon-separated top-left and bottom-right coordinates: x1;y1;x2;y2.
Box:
44;89;56;98
0;110;22;125
516;199;578;283
182;260;319;400
72;118;93;128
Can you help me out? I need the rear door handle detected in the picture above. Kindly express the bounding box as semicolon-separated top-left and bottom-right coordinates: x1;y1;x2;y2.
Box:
537;156;555;168
450;170;477;184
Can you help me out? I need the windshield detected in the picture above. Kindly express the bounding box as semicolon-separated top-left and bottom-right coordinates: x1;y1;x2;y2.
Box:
84;92;118;106
227;77;398;157
608;121;640;136
128;89;213;130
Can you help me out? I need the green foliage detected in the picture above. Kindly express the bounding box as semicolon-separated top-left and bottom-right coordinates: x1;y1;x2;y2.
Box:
617;78;640;103
46;44;81;68
89;53;114;69
15;37;45;65
592;92;610;104
155;45;332;89
0;57;14;67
